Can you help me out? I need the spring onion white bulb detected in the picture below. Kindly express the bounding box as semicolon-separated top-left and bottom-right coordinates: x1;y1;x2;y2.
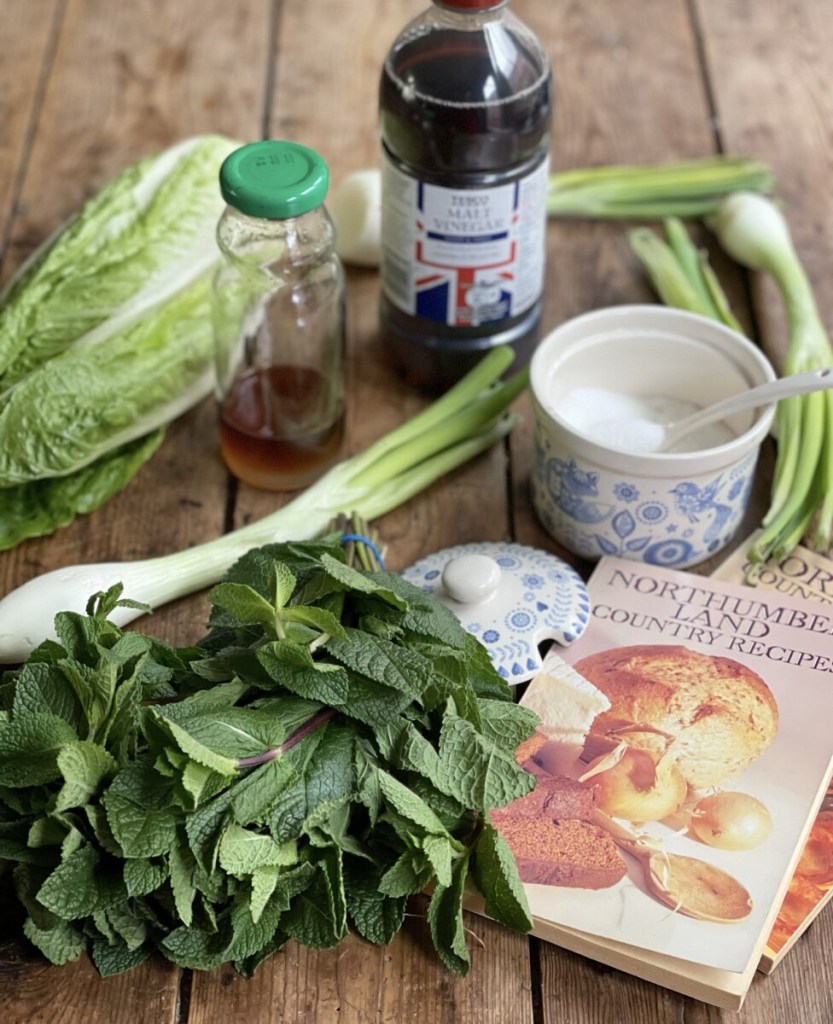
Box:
708;192;833;559
331;169;382;267
0;348;525;663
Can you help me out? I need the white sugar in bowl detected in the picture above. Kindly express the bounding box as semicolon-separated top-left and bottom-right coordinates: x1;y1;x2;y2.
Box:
529;305;777;569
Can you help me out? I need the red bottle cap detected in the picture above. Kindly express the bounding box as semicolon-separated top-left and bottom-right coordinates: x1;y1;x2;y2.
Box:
436;0;506;9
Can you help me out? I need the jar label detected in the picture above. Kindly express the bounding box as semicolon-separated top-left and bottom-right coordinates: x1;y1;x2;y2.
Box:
380;153;549;327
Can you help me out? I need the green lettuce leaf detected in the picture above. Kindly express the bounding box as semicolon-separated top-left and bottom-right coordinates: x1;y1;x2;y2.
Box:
0;430;163;551
0;132;238;493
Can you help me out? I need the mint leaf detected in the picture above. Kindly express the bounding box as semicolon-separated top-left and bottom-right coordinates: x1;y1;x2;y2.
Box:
257;640;350;705
427;853;471;975
375;719;442;784
462;632;513;701
376;571;465;647
437;712;534;812
471;822;532;934
250;864;281;923
282;604;347;640
223;894;286;962
319;555;407;609
185;756;296;872
27;814;71;848
343;856;406;945
184;788;234;874
378;770;450;837
11;661;85;734
210;539;344;624
0;820;54;864
477;699;539;752
102;901;149;950
232;930;287;979
151;702;287;775
208;581;279;630
91;937;151;977
161;925;226;971
219;824;297;876
281;850;346;950
340;674;415;728
180;759;227;808
378;852;433;898
169;845;197;926
421;834;454;888
325;628;430;702
23;916;87;965
37;844;126;919
0;713;78;786
232;756;297;826
102;764;180;858
123;857;167;897
55;739;118;811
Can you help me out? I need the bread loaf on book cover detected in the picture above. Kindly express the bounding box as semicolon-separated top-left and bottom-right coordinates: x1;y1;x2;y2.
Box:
575;644;779;789
491;774;597;823
491;775;627;889
496;816;628;889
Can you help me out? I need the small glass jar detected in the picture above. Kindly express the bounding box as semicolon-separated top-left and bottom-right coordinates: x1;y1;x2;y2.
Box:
212;140;346;491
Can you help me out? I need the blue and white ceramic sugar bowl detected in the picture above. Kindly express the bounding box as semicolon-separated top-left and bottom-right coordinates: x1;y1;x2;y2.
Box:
530;306;777;569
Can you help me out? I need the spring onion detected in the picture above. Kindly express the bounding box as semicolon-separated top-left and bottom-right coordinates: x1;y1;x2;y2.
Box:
629;199;833;561
546;156;774;220
708;193;833;560
629;217;744;333
332;157;774;267
0;348;526;664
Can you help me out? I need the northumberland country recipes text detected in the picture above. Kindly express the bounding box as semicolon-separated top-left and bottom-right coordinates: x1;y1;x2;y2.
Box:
596;567;833;673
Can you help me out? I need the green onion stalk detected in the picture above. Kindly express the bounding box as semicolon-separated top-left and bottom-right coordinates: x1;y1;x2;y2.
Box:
629;196;833;563
0;348;526;664
547;157;774;220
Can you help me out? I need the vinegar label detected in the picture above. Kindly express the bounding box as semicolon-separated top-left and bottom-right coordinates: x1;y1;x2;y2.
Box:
380;153;548;327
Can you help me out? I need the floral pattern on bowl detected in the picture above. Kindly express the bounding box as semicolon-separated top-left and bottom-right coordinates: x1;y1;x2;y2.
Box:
531;429;758;568
402;541;590;683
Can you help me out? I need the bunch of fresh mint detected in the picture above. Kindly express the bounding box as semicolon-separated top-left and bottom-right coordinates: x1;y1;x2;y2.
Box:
0;537;538;978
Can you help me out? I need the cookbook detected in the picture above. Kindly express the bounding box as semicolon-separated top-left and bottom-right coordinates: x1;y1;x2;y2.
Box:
466;553;833;1009
713;535;833;973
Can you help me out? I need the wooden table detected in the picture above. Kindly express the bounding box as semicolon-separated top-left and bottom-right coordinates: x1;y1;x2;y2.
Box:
2;0;832;1020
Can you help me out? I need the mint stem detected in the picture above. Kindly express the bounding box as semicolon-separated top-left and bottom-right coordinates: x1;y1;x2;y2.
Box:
235;707;336;769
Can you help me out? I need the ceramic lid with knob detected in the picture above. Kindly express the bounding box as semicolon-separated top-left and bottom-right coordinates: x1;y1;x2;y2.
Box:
402;542;591;683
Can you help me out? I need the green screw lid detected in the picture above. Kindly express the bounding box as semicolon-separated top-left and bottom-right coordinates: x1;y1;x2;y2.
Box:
219;140;330;219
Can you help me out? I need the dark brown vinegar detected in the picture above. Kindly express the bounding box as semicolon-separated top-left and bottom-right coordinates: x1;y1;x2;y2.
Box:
379;20;551;392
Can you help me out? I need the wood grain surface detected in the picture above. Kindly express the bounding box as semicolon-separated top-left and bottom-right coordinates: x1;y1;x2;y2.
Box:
1;0;831;1021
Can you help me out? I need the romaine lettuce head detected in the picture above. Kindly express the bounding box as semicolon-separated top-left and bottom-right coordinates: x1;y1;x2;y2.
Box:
0;431;164;550
0;133;239;489
0;274;215;485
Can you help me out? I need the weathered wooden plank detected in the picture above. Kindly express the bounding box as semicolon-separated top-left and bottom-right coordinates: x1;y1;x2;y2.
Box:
200;2;531;1021
509;0;766;1020
2;2;830;1024
0;0;271;1019
0;1;61;275
0;0;271;630
189;901;534;1024
697;0;833;372
682;3;833;1015
0;952;181;1024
